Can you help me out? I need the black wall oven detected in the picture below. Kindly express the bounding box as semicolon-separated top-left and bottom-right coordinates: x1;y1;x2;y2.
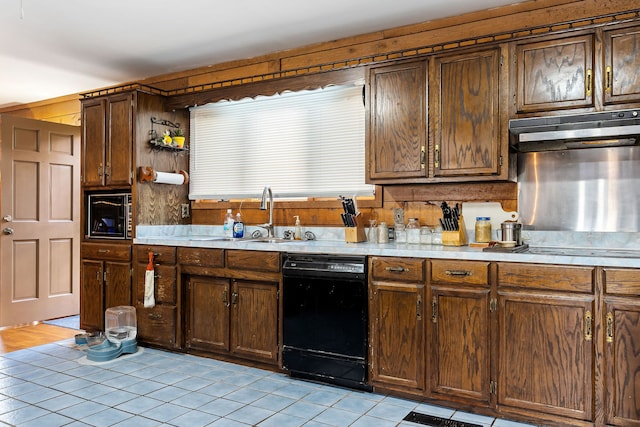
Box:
86;192;132;239
282;253;370;390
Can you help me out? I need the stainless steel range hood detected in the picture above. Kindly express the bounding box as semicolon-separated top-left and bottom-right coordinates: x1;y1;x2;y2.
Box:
509;109;640;152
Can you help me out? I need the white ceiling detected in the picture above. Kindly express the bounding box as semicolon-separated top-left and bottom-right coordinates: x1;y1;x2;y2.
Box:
0;0;523;109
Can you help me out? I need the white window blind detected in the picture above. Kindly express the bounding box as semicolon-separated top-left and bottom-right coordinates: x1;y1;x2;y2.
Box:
189;84;374;200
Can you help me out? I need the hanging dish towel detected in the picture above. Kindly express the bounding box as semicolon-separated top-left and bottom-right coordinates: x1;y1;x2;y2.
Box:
144;251;155;308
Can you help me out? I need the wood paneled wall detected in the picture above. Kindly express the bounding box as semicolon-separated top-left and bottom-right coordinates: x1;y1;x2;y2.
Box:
1;0;634;228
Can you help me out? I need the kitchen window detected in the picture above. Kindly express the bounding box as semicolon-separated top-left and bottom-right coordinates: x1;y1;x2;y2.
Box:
189;84;374;200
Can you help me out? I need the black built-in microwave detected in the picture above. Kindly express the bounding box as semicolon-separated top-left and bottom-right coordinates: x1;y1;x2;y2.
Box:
87;193;132;239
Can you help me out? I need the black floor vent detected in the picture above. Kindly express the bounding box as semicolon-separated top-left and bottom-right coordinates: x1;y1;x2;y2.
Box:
403;411;482;427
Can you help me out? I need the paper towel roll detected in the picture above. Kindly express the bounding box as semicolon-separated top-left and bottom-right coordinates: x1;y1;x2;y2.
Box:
153;171;185;185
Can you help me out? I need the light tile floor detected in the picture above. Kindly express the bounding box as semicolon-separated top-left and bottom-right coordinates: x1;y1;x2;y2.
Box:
0;339;538;427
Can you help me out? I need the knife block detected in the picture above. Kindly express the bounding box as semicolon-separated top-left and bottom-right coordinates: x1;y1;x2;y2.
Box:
345;226;366;243
442;216;468;246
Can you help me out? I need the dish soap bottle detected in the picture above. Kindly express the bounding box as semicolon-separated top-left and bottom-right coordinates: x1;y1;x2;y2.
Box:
223;209;234;238
233;212;244;238
293;216;302;240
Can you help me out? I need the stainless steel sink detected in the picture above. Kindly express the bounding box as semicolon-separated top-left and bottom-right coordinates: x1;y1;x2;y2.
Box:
251;237;298;243
188;236;236;241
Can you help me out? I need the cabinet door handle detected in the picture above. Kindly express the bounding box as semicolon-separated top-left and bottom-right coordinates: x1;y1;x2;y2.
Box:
231;292;238;305
223;290;230;307
605;66;612;94
445;270;472;277
420;146;426;169
431;297;438;323
584;310;592;341
585;68;592;97
98;163;103;177
416;296;422;320
385;266;408;273
606;312;614;343
98;249;110;253
434;144;440;168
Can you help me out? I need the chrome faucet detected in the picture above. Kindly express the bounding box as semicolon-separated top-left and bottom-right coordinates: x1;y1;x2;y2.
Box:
259;186;274;238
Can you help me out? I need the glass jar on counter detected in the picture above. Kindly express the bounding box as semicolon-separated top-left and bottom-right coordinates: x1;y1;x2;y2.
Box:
432;225;443;245
377;222;389;243
406;218;421;244
419;226;433;244
395;224;407;243
475;217;492;243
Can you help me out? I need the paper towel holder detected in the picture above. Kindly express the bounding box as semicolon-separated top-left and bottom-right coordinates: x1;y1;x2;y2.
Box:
138;166;189;185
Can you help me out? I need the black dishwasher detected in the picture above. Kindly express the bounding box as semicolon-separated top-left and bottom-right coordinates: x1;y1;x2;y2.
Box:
282;253;370;391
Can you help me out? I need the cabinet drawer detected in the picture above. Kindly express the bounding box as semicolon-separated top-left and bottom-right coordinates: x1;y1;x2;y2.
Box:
136;304;177;348
226;250;281;272
136;264;176;304
136;245;176;265
370;257;426;282
604;268;640;295
498;263;594;293
81;243;131;261
177;247;224;268
431;260;489;286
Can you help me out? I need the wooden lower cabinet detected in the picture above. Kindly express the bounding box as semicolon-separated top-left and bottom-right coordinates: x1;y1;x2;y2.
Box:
80;242;132;331
185;276;279;364
186;276;229;353
603;268;640;426
369;257;425;394
134;245;179;349
181;248;281;366
428;260;491;406
497;263;595;424
231;280;278;363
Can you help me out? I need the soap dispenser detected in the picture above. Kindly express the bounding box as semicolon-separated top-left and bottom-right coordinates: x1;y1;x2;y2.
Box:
294;216;302;240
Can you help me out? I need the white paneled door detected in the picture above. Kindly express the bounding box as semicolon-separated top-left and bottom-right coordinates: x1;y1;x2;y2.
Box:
0;115;80;327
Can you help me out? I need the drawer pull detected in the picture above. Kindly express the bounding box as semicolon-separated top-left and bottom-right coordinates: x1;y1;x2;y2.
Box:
98;249;110;253
445;270;472;277
148;312;162;320
385;266;408;273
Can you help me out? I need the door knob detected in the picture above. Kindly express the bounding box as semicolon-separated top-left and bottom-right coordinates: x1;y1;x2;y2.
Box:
2;215;11;222
2;227;14;235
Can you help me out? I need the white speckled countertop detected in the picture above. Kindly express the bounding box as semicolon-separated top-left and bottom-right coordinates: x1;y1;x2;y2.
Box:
134;225;640;268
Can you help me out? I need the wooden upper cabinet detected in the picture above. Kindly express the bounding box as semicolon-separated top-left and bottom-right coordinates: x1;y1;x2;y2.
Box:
81;99;106;187
367;60;427;181
106;93;134;186
431;45;507;179
604;24;640;105
515;33;594;113
81;92;133;187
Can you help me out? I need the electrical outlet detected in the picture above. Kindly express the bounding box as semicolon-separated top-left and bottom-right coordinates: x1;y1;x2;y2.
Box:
181;203;190;218
393;208;404;225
